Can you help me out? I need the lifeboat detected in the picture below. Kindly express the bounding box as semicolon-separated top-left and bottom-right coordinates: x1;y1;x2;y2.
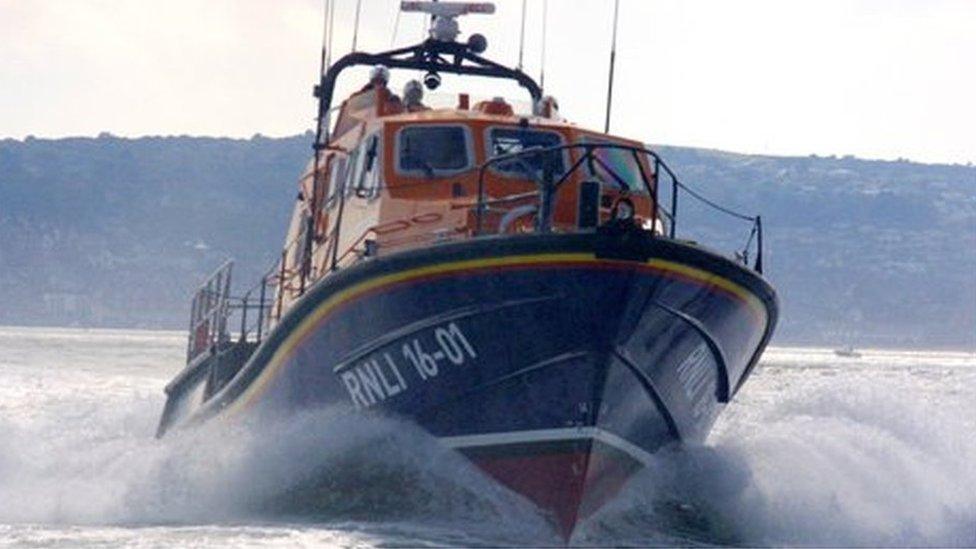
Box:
157;1;778;540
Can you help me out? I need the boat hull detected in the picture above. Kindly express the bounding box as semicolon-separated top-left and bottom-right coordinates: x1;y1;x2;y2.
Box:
161;229;777;537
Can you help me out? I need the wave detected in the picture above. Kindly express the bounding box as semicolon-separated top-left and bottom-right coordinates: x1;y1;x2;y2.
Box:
577;370;976;547
1;332;973;547
0;397;555;545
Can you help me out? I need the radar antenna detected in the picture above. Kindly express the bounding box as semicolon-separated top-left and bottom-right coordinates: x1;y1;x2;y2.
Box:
401;1;495;42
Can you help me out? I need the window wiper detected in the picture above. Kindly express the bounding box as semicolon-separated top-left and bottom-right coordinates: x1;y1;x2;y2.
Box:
405;153;435;178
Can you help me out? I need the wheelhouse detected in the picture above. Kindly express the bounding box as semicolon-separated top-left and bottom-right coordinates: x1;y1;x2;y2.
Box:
305;107;656;252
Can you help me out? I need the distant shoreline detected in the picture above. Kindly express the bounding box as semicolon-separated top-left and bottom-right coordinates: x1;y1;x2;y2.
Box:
0;324;972;355
3;132;974;167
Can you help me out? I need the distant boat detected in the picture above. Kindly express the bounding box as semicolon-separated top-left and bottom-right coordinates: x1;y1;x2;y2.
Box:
834;345;862;358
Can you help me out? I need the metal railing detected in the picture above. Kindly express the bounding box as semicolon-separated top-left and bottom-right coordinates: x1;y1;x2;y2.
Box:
474;142;764;273
185;260;234;363
226;273;275;344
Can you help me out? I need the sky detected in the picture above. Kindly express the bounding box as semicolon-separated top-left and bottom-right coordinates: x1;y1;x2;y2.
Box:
1;0;973;164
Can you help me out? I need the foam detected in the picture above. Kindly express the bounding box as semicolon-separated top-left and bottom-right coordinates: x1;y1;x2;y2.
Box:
579;354;976;547
1;329;972;546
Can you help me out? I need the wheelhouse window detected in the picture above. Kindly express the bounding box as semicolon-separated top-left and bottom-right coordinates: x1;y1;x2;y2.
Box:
487;127;565;178
326;155;346;208
345;146;363;197
584;139;649;192
397;125;471;177
352;134;381;198
346;142;367;196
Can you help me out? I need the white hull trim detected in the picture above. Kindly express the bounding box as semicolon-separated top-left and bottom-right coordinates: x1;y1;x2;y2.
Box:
440;426;656;466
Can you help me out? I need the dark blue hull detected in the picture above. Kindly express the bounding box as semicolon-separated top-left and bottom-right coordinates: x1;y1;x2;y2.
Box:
159;229;777;537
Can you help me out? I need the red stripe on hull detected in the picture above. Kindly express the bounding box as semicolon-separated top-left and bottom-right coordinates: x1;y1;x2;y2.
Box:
462;440;642;540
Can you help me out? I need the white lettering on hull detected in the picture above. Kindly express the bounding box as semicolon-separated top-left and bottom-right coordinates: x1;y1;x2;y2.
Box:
676;342;717;421
340;321;477;409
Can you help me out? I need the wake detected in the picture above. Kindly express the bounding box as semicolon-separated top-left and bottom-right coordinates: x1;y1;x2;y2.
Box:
577;363;976;547
1;341;973;547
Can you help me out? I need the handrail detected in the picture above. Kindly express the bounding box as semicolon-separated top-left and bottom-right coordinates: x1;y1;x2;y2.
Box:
184;214;320;360
185;260;234;363
475;142;765;273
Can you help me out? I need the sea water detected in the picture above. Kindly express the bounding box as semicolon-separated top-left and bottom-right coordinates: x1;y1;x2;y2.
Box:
0;327;973;547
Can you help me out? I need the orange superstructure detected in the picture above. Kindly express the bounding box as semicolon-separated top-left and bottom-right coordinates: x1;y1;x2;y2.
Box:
274;78;659;319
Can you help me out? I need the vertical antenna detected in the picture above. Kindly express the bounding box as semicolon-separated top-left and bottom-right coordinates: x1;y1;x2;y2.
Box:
422;0;438;41
323;0;338;140
517;0;527;71
539;0;548;89
604;0;620;134
319;0;331;78
309;0;333;279
314;0;332;152
390;4;402;47
325;0;337;68
351;0;364;51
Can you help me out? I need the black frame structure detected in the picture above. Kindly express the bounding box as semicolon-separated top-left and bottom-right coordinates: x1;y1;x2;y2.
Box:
313;38;543;147
309;37;545;273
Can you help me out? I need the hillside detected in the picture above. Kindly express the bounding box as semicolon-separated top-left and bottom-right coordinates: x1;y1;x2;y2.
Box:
653;146;975;348
1;134;973;348
0;134;306;329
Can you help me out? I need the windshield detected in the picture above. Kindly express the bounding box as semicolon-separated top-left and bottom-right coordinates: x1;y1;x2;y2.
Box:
584;140;649;192
397;125;471;176
487;127;565;179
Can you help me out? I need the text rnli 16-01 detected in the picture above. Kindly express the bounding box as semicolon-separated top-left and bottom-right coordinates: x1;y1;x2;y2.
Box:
339;321;478;409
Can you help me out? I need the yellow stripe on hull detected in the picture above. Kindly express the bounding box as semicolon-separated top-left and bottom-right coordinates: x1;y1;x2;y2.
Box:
222;252;766;418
